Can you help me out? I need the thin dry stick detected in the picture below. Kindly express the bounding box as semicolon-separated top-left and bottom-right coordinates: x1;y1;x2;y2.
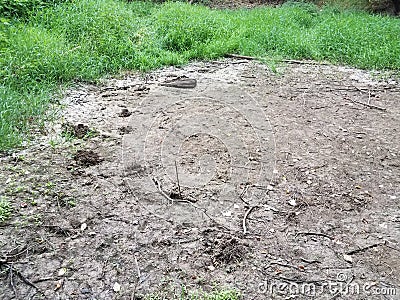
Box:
228;55;332;65
152;177;174;203
152;178;213;220
9;266;17;298
239;184;250;206
350;98;386;111
174;161;182;198
346;241;386;255
282;59;331;65
385;243;400;253
153;177;193;204
225;53;258;60
0;261;44;297
123;178;173;223
32;277;56;283
243;206;258;235
300;258;321;264
268;261;301;270
134;255;141;280
131;255;141;300
295;232;334;240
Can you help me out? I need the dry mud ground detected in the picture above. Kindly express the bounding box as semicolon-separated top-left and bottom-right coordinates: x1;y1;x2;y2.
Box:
0;59;400;300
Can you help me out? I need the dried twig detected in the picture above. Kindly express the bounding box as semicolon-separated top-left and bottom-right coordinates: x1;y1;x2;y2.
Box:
152;178;213;220
0;261;45;297
32;277;56;283
174;161;182;199
346;241;386;255
131;254;141;300
269;261;301;270
172;238;201;245
2;246;29;260
225;53;258;60
9;266;17;298
134;255;141;280
227;56;331;65
239;184;250;206
350;98;386;111
123;178;173;223
184;195;213;220
274;275;324;284
152;177;174;203
300;258;321;264
385;243;400;253
153;177;200;206
282;59;331;65
295;231;334;240
243;206;258;235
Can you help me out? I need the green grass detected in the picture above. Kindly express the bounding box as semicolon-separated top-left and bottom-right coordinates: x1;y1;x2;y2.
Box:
0;196;12;223
145;288;241;300
1;0;400;150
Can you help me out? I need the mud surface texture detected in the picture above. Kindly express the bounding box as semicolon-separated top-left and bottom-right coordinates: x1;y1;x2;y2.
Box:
1;59;399;299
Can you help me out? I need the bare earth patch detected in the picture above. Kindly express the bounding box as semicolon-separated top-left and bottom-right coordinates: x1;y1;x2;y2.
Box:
0;59;399;299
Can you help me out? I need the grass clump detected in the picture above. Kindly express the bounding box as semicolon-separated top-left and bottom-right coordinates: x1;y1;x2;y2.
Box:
0;196;12;223
0;0;400;150
145;288;241;300
0;0;67;18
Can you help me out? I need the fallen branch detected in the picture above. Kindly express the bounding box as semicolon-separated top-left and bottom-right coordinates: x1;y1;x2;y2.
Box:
346;241;386;255
243;206;258;235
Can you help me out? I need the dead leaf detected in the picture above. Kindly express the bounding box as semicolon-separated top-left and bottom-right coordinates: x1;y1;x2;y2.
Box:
58;267;67;276
80;223;87;231
54;279;63;291
343;254;353;263
113;282;121;292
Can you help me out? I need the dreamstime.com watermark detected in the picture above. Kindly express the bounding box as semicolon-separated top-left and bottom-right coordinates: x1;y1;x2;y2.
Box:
257;274;398;297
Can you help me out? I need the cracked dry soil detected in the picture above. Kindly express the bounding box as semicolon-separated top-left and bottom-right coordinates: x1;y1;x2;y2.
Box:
0;59;399;299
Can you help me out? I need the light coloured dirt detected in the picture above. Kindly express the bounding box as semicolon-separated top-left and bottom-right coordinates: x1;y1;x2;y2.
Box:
0;59;399;300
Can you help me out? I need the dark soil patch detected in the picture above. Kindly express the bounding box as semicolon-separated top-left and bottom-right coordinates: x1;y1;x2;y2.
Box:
73;149;103;167
62;123;91;139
